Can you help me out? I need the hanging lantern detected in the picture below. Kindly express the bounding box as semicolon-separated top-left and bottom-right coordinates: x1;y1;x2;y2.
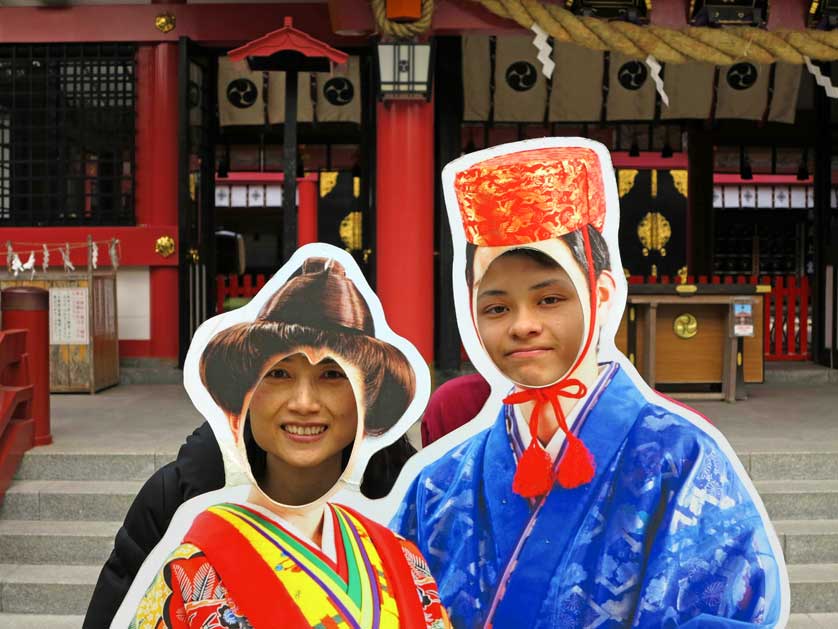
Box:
809;1;838;29
566;0;650;23
689;1;768;27
376;39;434;100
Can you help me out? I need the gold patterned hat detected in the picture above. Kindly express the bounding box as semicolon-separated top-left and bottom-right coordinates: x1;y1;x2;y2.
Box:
453;147;606;247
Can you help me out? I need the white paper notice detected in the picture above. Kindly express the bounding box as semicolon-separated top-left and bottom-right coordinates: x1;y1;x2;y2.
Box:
50;287;89;345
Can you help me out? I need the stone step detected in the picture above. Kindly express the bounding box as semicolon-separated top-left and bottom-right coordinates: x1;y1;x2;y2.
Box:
0;615;84;629
745;452;838;482
0;564;98;615
14;451;174;482
0;480;143;522
776;520;838;565
754;480;838;520
789;563;838;614
788;613;838;628
0;520;119;565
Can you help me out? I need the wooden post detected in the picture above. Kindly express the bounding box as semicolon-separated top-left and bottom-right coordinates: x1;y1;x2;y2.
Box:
282;70;299;263
644;303;657;387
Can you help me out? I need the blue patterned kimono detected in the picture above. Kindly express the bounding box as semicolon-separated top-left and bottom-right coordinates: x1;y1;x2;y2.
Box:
393;364;787;628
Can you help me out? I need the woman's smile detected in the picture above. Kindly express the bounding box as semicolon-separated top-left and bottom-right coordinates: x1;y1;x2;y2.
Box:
281;422;329;441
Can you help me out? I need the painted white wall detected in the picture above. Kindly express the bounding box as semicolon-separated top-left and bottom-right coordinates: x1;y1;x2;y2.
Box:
116;267;150;340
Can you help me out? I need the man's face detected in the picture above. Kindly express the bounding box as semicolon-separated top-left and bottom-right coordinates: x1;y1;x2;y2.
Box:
475;251;584;387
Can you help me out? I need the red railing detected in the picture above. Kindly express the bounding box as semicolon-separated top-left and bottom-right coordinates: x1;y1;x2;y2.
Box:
629;273;811;361
0;330;35;505
765;275;810;361
216;273;267;313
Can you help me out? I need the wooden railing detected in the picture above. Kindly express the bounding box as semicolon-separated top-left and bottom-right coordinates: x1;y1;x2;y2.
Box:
0;330;34;505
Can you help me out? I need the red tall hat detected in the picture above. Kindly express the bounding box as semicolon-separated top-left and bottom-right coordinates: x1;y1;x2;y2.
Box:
453;147;606;247
453;145;609;498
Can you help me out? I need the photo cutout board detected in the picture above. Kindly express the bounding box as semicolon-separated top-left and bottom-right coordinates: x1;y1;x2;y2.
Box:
113;243;430;626
377;137;789;628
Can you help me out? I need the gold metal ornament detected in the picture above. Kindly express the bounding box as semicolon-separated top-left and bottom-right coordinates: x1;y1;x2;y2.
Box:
677;266;688;284
353;177;361;199
339;211;363;251
618;169;638;198
188;248;200;264
651;169;658;198
673;313;698;339
155;236;176;258
320;172;339;198
155;13;176;34
637;211;671;257
671;169;688;198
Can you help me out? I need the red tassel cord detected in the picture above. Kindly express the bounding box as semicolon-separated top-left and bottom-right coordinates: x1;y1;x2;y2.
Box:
503;226;602;497
512;440;554;498
504;379;595;497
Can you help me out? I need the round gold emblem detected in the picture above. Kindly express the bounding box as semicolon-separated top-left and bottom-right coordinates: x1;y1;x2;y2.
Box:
673;313;698;339
155;13;176;34
155;235;176;259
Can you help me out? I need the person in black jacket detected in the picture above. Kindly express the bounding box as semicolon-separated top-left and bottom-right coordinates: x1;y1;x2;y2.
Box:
83;420;415;628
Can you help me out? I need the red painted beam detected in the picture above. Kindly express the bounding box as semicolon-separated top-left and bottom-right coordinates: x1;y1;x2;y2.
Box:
0;1;816;45
216;172;318;184
713;173;813;184
0;226;179;267
0;4;368;46
611;152;689;170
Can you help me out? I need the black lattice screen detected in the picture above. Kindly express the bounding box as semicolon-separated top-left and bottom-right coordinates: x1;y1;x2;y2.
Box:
0;44;136;226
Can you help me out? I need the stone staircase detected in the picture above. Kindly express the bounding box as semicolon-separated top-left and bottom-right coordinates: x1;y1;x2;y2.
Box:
0;449;170;628
0;449;837;627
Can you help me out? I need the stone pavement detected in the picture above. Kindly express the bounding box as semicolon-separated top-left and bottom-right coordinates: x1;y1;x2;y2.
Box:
1;375;837;627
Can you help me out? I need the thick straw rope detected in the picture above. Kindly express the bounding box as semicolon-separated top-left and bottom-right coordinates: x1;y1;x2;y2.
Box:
368;0;838;63
370;0;435;38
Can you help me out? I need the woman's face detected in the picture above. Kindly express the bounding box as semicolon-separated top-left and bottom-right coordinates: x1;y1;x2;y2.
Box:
247;351;359;473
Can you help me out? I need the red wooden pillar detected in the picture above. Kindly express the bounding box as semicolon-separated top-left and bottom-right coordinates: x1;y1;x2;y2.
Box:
136;44;179;360
376;101;434;363
297;175;318;247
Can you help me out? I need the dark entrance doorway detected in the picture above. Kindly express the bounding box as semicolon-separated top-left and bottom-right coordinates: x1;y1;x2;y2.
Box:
178;37;217;366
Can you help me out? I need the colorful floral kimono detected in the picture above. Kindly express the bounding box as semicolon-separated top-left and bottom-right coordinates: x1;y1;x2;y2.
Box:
131;502;449;629
393;363;787;628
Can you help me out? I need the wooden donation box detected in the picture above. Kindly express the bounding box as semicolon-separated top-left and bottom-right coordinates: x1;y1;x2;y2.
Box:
616;283;767;402
0;267;119;393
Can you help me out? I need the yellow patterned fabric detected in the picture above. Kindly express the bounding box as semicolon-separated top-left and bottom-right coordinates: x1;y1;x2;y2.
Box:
207;503;400;628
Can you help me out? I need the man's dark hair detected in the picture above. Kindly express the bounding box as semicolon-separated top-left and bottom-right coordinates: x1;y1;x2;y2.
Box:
465;225;611;288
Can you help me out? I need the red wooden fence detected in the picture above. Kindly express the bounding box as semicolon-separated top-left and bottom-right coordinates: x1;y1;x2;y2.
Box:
217;273;813;361
216;274;267;314
629;274;811;361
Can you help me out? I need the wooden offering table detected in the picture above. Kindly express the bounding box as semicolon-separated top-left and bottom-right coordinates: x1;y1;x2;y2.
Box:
616;284;769;402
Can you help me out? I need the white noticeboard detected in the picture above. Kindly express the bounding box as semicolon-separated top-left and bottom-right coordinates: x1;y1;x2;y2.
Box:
49;287;89;345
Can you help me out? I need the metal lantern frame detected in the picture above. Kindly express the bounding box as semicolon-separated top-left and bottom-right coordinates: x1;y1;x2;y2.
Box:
688;1;768;27
809;0;838;29
375;39;435;101
566;0;651;23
